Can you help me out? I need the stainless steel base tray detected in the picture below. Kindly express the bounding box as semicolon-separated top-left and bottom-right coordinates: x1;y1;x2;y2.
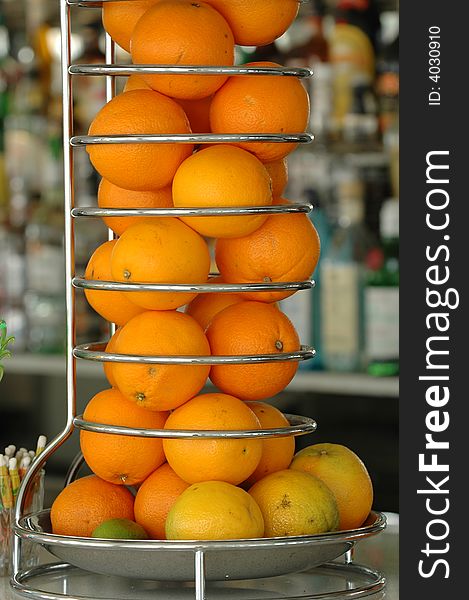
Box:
16;511;386;582
12;561;386;600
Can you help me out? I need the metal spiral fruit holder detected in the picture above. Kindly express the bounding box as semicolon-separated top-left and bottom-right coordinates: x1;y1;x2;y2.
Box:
10;1;387;598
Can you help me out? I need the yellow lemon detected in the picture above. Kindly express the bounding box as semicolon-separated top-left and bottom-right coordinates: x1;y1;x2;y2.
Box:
249;469;339;537
165;481;264;540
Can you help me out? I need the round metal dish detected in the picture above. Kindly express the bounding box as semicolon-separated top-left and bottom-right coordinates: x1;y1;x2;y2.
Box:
71;201;312;218
69;64;313;78
15;511;386;582
11;561;385;600
72;278;314;294
73;412;317;439
73;342;315;365
70;133;314;146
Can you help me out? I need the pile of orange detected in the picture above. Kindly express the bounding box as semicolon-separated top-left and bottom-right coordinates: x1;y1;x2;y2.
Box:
49;0;376;545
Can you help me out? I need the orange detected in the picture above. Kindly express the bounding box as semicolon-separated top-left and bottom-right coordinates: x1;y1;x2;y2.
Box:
87;89;193;191
249;469;339;537
244;402;295;486
50;475;135;537
112;311;211;411
166;481;264;540
206;301;300;400
163;393;263;485
103;326;122;387
215;199;321;302
134;463;190;539
84;240;145;326
184;276;245;331
290;443;374;530
123;74;152;92
97;178;173;236
263;158;288;199
172;145;272;238
102;1;160;53
203;0;300;46
210;62;310;162
177;96;212;134
131;0;235;100
110;218;211;310
123;76;212;133
80;388;167;486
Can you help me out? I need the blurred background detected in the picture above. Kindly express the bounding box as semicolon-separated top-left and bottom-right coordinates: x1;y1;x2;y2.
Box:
0;0;399;511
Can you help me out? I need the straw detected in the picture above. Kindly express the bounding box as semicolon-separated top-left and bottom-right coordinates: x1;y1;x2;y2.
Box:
35;436;47;457
19;456;31;480
0;456;13;510
8;458;20;501
4;446;15;458
15;448;27;461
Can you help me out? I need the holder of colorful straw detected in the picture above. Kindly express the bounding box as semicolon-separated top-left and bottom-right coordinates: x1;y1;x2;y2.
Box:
0;437;46;576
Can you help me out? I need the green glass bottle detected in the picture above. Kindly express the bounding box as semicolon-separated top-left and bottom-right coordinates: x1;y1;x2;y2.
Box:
365;198;399;376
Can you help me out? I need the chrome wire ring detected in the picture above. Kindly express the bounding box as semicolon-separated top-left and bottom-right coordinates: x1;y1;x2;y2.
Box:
71;202;313;218
73;413;317;439
70;132;314;146
69;64;313;78
72;278;314;294
73;342;316;365
10;561;385;600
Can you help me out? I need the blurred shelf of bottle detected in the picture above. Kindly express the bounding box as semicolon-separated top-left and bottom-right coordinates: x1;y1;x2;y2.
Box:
1;1;399;381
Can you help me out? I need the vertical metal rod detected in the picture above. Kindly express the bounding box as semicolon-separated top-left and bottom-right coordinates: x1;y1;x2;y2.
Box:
104;32;116;339
12;0;77;575
344;546;355;564
62;1;77;430
194;549;206;600
105;33;116;103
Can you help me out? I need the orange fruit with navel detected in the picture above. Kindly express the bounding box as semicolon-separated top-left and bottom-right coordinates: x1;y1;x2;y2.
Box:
210;61;310;162
134;463;190;539
111;310;211;411
172;145;272;238
103;326;122;388
102;1;161;52
244;402;295;486
163;393;263;485
263;158;288;199
123;74;152;92
206;301;300;400
110;218;211;310
131;0;235;100
80;388;167;486
87;89;193;191
184;276;245;331
98;178;173;237
51;475;135;538
216;199;321;303
123;75;212;134
203;0;300;47
84;240;145;326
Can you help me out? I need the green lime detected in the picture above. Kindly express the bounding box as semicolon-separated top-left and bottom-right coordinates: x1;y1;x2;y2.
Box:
91;518;149;540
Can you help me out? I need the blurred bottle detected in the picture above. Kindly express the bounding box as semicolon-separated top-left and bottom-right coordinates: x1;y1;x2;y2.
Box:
24;132;66;354
379;11;399;199
375;11;399;137
328;0;378;142
320;166;373;372
365;198;399;376
306;188;331;370
0;15;9;218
